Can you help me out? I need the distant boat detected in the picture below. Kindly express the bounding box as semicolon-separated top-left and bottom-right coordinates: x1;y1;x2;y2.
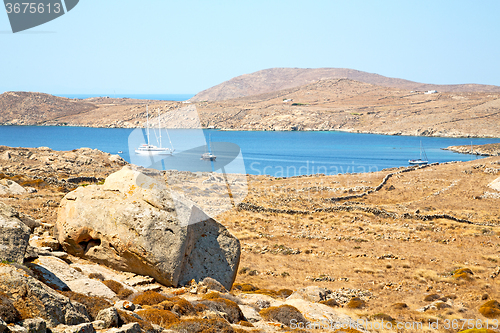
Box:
118;151;123;154
409;141;428;165
201;134;216;161
135;105;174;155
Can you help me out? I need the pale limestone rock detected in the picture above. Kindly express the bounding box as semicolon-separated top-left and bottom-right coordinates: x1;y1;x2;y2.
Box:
287;286;331;302
0;179;26;195
28;256;116;298
55;166;240;290
21;318;47;333
95;308;119;329
0;265;90;327
0;203;30;263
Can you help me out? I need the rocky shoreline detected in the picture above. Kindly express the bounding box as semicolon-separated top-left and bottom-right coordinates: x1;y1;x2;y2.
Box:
444;142;500;156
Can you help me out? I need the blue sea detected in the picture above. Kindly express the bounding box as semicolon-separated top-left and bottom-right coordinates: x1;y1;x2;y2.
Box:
56;94;195;101
0;126;498;177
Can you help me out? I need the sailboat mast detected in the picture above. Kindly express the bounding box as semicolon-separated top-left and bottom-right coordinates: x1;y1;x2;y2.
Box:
146;105;150;146
158;108;162;149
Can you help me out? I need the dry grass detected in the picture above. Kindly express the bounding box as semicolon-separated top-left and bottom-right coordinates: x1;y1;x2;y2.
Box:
135;309;179;329
259;305;306;326
60;291;111;320
132;291;168;306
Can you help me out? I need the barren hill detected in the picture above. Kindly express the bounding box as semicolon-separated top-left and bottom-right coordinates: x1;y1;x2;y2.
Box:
0;91;97;125
194;78;500;137
190;68;500;102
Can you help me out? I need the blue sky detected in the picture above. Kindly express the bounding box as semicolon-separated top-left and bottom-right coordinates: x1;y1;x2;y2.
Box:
1;0;499;95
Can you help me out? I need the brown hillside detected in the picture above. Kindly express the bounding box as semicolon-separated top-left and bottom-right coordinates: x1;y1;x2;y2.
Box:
0;91;97;125
190;68;500;101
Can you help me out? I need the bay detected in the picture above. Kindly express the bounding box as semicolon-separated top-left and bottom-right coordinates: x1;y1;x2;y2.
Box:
55;94;195;101
0;125;498;177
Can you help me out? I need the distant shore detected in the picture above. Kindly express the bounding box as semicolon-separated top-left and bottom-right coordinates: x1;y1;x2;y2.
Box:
443;142;500;156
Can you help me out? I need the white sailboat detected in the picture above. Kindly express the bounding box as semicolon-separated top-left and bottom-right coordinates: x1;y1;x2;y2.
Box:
409;141;428;165
135;105;174;155
201;134;216;161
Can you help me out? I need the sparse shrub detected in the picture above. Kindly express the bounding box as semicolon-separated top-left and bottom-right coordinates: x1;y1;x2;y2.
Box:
259;305;306;326
371;313;395;322
135;309;179;329
163;297;195;316
88;273;105;280
132;290;168;306
102;279;134;300
424;294;441;302
281;271;290;277
200;298;245;324
453;268;474;281
238;267;250;275
391;302;408;310
277;289;293;298
61;291;111;320
320;299;340;308
237;320;254;327
168;318;233;333
233;283;258;292
201;291;220;300
0;292;20;323
248;270;259;276
193;303;210;313
479;300;500;318
117;309;153;331
435;302;451;310
346;297;366;309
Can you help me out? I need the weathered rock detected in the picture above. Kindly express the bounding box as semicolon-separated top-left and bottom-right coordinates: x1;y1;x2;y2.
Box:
106;323;141;333
108;155;127;165
0;265;90;327
26;256;116;298
0;203;30;263
55;166;241;290
95;308;119;329
21;318;47;333
63;322;95;333
114;301;135;312
0;179;26;195
238;305;262;323
30;236;60;251
0;318;8;333
287;286;331;303
8;325;28;333
489;177;500;191
90;321;106;330
284;298;358;326
201;277;227;293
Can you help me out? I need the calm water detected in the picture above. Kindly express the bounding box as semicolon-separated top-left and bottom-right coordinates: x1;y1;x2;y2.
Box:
0;126;498;177
56;94;195;101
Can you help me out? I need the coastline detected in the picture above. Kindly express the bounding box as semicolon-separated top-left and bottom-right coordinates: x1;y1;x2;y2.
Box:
2;123;500;139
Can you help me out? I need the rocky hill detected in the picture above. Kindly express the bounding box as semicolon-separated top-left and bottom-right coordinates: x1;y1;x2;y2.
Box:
195;78;500;137
190;68;500;102
2;72;500;138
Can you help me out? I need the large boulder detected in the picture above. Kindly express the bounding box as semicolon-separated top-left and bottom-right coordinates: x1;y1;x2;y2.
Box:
0;265;90;327
0;202;30;263
55;166;240;290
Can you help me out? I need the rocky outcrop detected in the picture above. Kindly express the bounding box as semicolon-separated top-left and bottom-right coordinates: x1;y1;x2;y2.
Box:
444;143;500;156
0;265;90;327
55;166;240;290
0;202;30;263
0;179;26;195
